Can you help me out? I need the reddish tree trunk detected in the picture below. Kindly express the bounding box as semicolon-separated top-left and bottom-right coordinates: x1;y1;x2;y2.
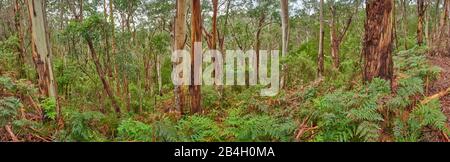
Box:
190;0;202;114
330;1;359;70
417;0;426;46
86;37;122;116
363;0;394;84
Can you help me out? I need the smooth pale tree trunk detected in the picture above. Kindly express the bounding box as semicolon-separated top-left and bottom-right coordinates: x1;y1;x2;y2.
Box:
280;0;289;88
363;0;395;84
190;0;202;114
123;73;131;112
317;0;325;78
174;0;187;114
157;54;162;96
27;0;61;121
417;0;426;46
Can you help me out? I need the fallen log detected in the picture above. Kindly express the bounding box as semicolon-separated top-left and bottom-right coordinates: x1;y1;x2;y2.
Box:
5;124;19;142
420;87;450;105
420;87;450;142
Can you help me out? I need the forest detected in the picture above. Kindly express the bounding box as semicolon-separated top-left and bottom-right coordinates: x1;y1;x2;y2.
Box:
0;0;450;142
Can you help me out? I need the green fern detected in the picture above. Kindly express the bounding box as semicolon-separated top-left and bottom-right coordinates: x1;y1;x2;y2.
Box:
410;100;448;132
117;118;153;142
0;97;22;126
59;110;105;142
176;115;222;142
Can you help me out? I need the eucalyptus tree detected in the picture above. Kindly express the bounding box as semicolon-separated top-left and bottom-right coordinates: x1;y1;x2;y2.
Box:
280;0;289;88
329;0;360;70
363;0;395;84
317;0;324;78
26;0;61;121
190;0;202;114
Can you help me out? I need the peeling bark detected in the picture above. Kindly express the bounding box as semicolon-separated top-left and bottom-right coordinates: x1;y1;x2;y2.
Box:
363;0;395;84
27;0;61;121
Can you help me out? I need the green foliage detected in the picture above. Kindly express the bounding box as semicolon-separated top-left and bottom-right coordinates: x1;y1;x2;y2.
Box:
286;44;319;85
2;0;449;142
309;48;448;142
150;32;170;52
387;77;424;111
0;36;20;72
0;76;15;91
59;110;106;142
152;117;178;142
394;100;448;142
224;107;296;142
0;97;22;126
176;115;222;142
41;98;57;120
311;78;389;142
395;46;440;80
117;118;153;142
410;100;448;133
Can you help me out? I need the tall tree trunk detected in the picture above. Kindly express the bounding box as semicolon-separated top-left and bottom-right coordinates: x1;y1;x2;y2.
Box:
280;0;289;88
190;0;202;114
425;2;431;45
363;0;394;84
210;0;218;50
204;0;219;87
103;0;112;78
317;0;325;78
109;0;121;99
401;0;409;49
330;4;339;70
211;0;218;88
417;0;426;46
439;0;450;38
329;0;359;70
157;54;162;96
255;12;266;82
86;36;122;116
174;0;187;114
218;0;231;54
217;0;231;99
27;0;61;121
14;0;26;78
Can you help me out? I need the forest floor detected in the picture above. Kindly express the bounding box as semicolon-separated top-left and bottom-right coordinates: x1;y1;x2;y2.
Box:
427;55;450;126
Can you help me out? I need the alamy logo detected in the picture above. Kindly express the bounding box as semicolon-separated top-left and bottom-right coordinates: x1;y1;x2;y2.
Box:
172;42;280;96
